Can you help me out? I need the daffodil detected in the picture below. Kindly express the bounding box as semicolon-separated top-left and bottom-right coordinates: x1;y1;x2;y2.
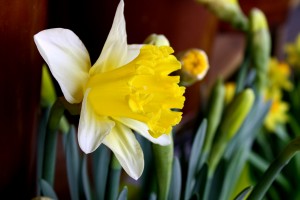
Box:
285;34;300;68
267;58;293;94
264;92;289;132
34;0;185;179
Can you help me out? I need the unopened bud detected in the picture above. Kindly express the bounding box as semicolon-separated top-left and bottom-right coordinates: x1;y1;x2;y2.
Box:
144;34;170;46
208;88;255;173
220;88;255;139
249;9;271;92
41;64;56;107
179;49;209;86
196;0;248;31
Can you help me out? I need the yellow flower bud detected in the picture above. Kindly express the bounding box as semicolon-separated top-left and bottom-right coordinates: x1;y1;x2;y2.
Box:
179;49;209;86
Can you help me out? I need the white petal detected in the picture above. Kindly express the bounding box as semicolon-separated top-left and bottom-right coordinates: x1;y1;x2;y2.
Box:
103;122;144;180
115;117;172;146
34;28;90;103
124;44;143;64
78;89;115;154
91;0;130;74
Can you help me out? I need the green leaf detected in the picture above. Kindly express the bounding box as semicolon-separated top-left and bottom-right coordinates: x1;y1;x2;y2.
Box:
92;145;111;200
81;155;92;200
248;152;290;190
40;179;58;199
203;159;226;200
42;99;65;186
184;119;207;200
36;107;51;195
168;157;182;200
233;186;252;200
275;124;290;142
149;192;157;200
117;186;128;200
219;143;251;200
65;126;80;200
136;134;154;199
202;79;225;162
193;163;208;200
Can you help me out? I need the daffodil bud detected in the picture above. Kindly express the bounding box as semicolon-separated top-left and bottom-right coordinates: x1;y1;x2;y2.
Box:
249;8;271;92
179;49;209;86
41;64;56;107
220;88;255;139
144;34;170;47
203;78;225;154
208;88;254;173
152;139;173;200
196;0;248;31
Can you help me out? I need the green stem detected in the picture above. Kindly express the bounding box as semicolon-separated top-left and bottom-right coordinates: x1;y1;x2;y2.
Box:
247;136;300;200
107;154;122;200
152;140;173;200
42;99;65;186
36;107;51;195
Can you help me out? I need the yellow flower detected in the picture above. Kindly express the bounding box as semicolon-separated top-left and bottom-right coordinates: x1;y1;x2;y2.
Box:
267;58;293;94
34;0;185;179
224;82;236;104
179;49;209;86
285;34;300;68
264;92;289;132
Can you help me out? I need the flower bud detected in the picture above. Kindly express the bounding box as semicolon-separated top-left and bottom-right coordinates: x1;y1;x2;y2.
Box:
196;0;248;31
208;88;255;173
249;8;271;92
220;88;255;139
41;64;56;107
144;34;170;46
179;49;209;86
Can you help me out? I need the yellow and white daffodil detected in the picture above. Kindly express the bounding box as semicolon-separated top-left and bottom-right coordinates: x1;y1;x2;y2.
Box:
34;0;185;180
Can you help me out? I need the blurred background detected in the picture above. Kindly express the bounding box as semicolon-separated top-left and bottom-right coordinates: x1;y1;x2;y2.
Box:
0;0;299;198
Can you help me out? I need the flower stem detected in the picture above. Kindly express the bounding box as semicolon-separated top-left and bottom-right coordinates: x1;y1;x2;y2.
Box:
152;139;173;200
247;136;300;200
107;154;122;200
42;99;65;186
